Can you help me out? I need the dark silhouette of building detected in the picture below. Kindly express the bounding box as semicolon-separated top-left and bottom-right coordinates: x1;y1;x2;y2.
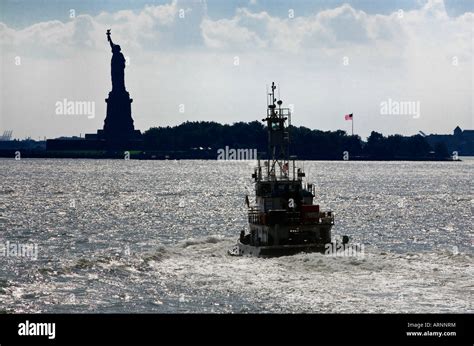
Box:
424;126;474;156
47;30;142;152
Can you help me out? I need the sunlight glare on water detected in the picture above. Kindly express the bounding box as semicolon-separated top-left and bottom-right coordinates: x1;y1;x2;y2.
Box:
0;159;472;312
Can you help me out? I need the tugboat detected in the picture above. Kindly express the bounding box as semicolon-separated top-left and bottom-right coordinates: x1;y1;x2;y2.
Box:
230;82;347;257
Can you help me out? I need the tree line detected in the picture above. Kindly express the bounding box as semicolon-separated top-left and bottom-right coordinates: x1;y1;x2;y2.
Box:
142;121;450;160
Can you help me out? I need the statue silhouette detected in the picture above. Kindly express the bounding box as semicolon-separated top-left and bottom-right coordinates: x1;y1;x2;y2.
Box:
47;30;142;152
107;30;126;91
97;29;141;149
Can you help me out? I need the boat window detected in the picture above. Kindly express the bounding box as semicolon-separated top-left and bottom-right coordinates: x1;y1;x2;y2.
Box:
257;183;271;195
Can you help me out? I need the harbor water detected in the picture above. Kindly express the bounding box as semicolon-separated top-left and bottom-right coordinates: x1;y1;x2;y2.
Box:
0;159;472;313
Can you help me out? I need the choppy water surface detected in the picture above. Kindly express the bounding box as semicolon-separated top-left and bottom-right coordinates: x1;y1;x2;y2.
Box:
0;159;472;313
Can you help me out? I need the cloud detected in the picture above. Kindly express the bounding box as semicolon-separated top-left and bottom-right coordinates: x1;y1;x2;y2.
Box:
0;0;185;56
199;0;472;60
1;0;471;58
200;16;267;49
199;5;380;52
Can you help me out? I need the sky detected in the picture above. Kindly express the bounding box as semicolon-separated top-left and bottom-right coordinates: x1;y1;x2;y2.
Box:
0;0;473;140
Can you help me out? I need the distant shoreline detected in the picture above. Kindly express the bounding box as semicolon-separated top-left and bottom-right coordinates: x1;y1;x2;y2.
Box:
0;149;461;161
2;121;472;161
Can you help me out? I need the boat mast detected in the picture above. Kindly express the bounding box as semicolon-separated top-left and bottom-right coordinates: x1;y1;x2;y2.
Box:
262;82;291;180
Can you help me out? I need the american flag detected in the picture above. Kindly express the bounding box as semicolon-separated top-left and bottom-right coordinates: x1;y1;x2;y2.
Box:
344;113;353;121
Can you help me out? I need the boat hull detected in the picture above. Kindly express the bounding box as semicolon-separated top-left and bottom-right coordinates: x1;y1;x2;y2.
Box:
231;241;328;258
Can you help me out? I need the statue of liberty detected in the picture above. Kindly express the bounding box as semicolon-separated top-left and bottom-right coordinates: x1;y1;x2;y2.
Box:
106;29;126;91
99;28;140;148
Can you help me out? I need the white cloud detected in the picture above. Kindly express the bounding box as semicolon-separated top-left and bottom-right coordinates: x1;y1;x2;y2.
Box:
200;16;267;49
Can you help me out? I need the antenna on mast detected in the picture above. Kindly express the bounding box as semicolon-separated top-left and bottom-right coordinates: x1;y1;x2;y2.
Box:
271;82;276;107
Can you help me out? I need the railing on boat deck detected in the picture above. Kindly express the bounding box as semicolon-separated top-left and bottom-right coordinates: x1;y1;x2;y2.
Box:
247;207;334;225
248;207;262;224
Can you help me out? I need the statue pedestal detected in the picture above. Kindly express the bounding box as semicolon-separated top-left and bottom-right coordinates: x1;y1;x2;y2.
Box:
98;89;142;149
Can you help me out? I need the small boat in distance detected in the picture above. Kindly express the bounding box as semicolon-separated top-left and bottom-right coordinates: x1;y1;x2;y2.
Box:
230;82;348;257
